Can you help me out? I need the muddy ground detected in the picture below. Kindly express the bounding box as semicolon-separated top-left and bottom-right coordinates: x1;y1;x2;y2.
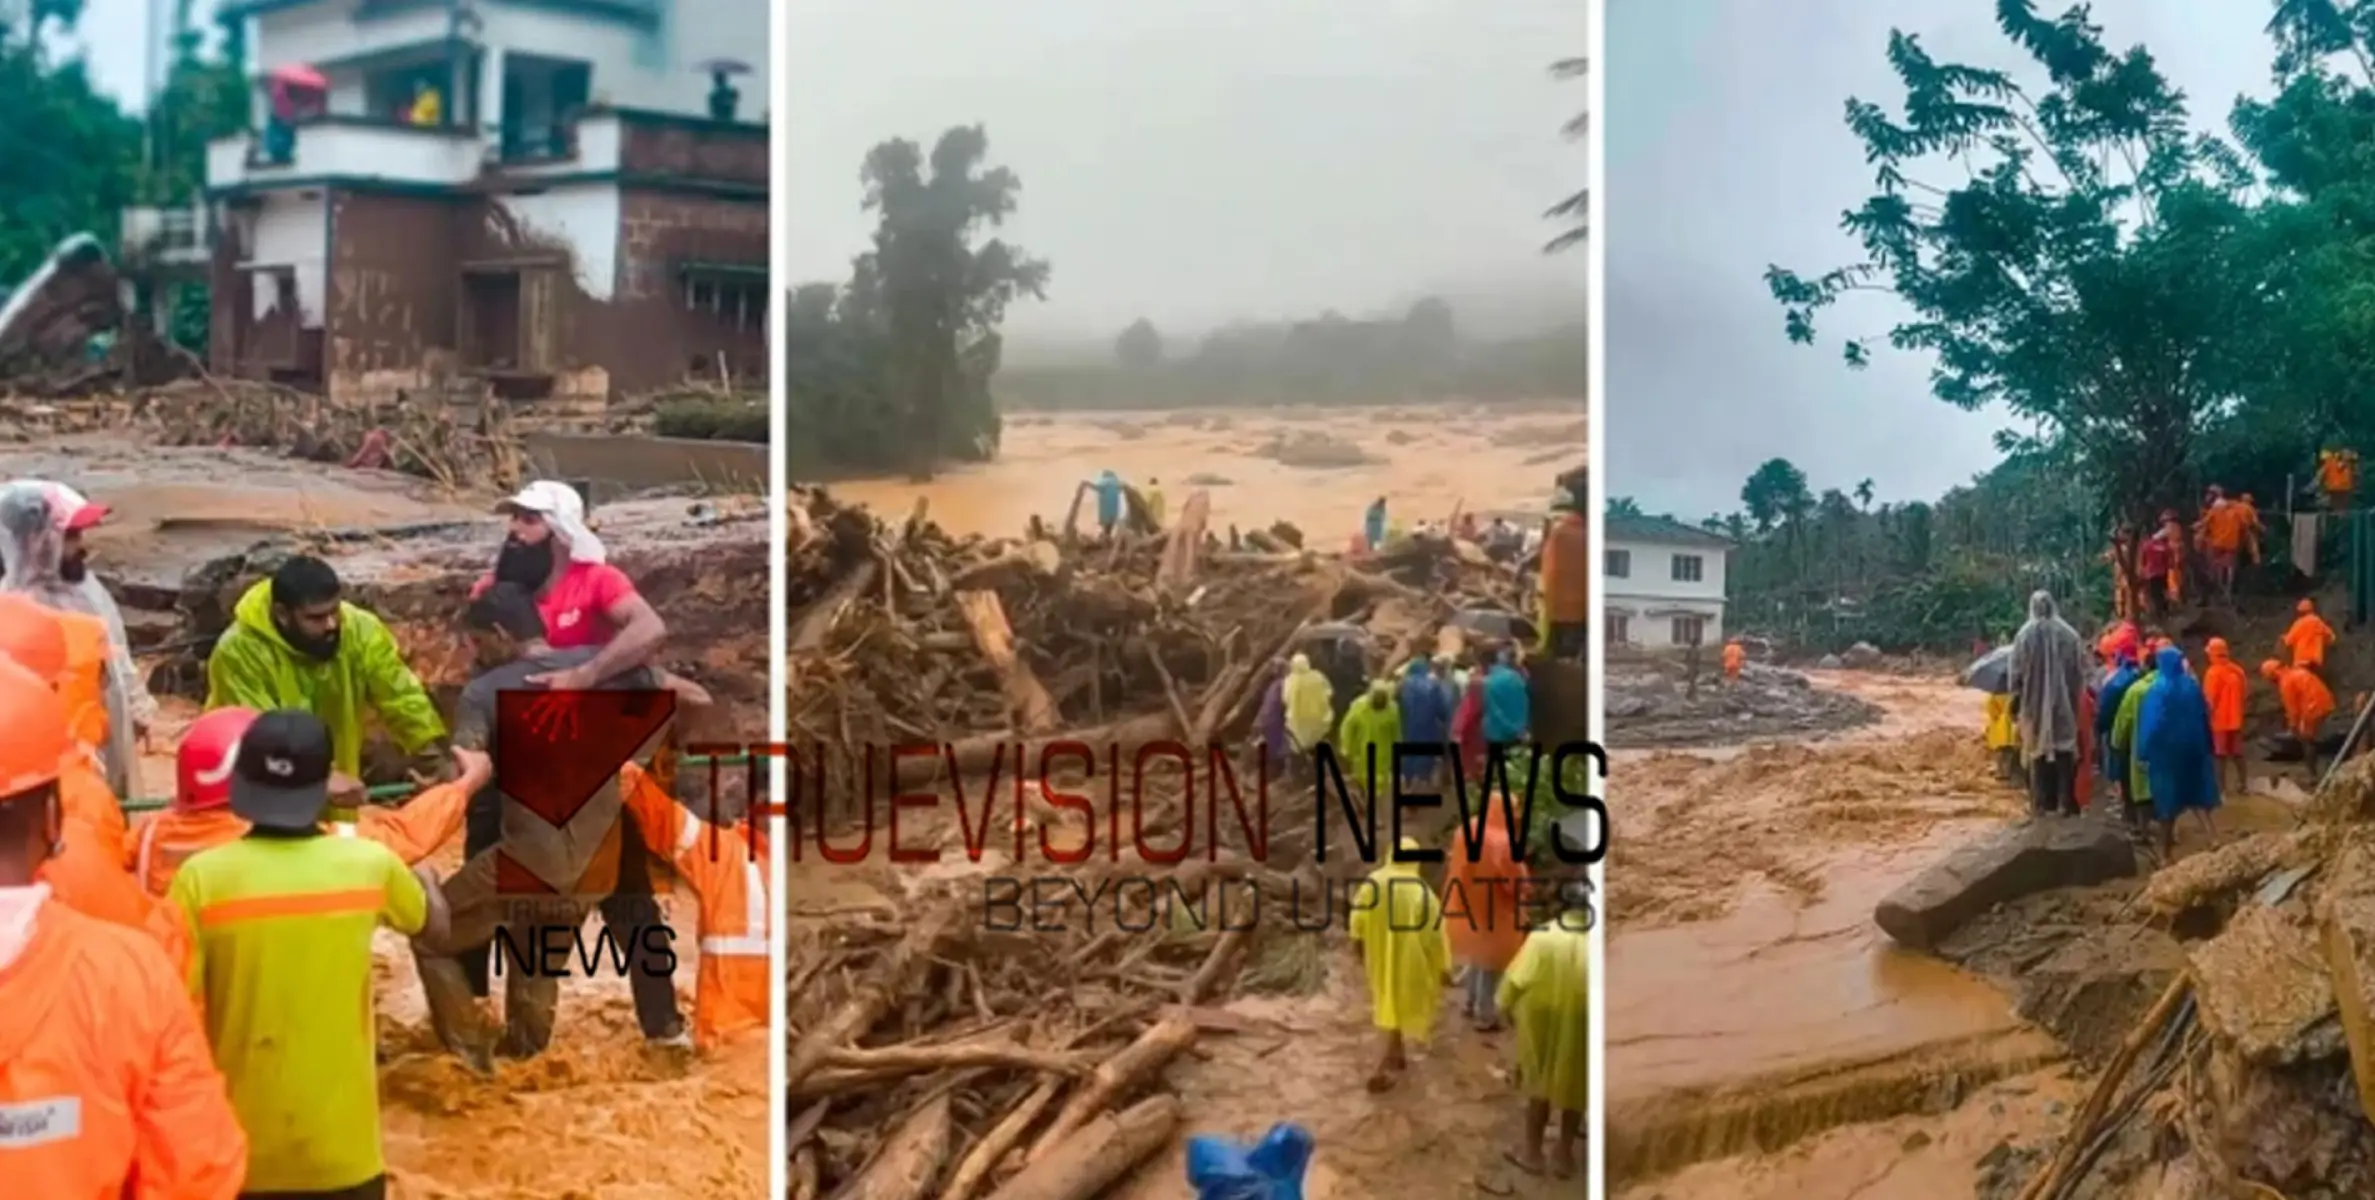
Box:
1605;653;1884;748
32;430;771;1200
780;404;1582;1199
1609;667;2309;1199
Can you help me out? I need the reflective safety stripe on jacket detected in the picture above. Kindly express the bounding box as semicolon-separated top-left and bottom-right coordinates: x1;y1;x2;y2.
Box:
0;900;247;1200
621;764;768;1049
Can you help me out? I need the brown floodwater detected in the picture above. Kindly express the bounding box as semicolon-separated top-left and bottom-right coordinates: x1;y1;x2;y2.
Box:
825;404;1583;541
1608;672;2060;1188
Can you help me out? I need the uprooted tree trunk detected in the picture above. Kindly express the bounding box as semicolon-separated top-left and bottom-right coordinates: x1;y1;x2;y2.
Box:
985;1096;1183;1200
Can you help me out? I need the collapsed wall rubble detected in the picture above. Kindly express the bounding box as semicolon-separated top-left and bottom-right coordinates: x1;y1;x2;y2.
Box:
2003;758;2375;1200
777;485;1556;1199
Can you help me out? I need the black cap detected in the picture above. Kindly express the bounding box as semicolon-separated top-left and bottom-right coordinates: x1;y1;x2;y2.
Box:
231;709;335;830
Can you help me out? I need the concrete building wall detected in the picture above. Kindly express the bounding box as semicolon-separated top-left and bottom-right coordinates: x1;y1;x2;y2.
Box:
323;188;459;400
1604;537;1730;649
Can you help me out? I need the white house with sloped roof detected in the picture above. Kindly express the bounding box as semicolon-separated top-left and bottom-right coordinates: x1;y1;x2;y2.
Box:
1602;512;1732;648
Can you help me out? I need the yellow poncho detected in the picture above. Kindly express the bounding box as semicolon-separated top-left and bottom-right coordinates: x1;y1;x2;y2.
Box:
1983;693;2017;751
1349;858;1451;1037
1282;658;1334;752
1336;690;1401;787
1497;919;1589;1112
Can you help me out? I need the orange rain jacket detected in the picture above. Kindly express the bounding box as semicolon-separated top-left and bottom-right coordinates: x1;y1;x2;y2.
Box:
2274;664;2337;737
1540;513;1586;624
1722;642;1746;678
2284;610;2338;671
125;779;472;899
0;898;246;1198
2203;641;2247;735
621;763;768;1049
1443;804;1531;972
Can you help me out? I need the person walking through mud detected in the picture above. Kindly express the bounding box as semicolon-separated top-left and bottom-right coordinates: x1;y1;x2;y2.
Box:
2095;646;2144;810
2009;589;2088;817
1500;879;1591;1182
1350;838;1451;1093
2139;646;2222;855
426;582;700;1060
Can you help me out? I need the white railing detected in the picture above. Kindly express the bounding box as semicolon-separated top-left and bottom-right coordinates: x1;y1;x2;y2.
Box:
207;121;485;191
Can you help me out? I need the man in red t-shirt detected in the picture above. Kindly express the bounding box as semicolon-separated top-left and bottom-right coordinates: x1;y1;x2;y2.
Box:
471;480;668;689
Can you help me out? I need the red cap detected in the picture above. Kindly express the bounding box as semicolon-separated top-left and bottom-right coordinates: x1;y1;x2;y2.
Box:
62;501;108;531
176;706;259;812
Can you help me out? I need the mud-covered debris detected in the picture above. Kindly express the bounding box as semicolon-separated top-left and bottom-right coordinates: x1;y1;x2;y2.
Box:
2309;752;2375;827
2138;830;2308;919
1874;817;2136;952
2320;840;2375;1124
1605;653;1882;749
2188;903;2341;1066
1842;641;1883;669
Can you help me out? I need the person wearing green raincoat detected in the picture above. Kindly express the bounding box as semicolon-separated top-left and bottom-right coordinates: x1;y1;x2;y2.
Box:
1499;881;1591;1180
1281;653;1334;754
205;556;447;796
2110;645;2166;834
1336;679;1401;794
1349;838;1451;1092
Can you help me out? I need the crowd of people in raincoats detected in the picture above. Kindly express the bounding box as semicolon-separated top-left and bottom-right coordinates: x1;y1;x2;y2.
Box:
1996;582;2349;857
0;476;767;1199
1248;639;1585;1179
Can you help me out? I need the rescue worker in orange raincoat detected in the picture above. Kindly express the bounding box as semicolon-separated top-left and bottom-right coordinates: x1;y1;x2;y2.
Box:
2323;448;2359;511
1721;638;1747;681
2156;511;2188;607
2106;526;2140;622
0;597;189;976
2203;638;2250;793
0;656;247;1198
2197;492;2248;603
127;705;485;898
620;759;768;1050
2283;598;2337;674
2238;493;2266;565
1441;798;1530;1033
2265;658;2338;775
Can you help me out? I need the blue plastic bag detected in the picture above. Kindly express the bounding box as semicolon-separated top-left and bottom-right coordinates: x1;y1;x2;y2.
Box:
1186;1123;1315;1199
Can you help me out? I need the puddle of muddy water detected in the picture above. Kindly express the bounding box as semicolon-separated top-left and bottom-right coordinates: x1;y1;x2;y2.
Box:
820;405;1579;540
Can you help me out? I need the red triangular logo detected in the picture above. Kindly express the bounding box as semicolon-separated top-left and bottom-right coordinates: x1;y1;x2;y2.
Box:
494;687;678;829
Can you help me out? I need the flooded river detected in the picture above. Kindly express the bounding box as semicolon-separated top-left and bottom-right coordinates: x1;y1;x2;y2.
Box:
823;403;1583;540
1609;673;2069;1194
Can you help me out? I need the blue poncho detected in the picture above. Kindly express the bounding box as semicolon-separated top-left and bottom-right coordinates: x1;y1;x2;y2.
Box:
1483;663;1531;744
2137;645;2221;822
1095;470;1124;528
1397;659;1454;781
2096;655;2140;784
1363;499;1387;549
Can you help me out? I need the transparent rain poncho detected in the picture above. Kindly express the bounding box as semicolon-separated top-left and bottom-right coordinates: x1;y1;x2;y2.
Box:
0;483;139;797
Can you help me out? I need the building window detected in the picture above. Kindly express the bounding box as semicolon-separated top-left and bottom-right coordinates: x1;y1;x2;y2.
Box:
1606;613;1630;644
1605;549;1631;579
1671;615;1705;645
687;278;768;333
1671;554;1704;583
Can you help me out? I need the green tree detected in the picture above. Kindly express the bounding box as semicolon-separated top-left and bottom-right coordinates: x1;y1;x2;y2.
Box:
1545;57;1587;254
1765;4;2257;531
1605;495;1644;518
1114;317;1162;368
0;24;140;283
1739;457;1811;533
857;125;1049;476
1854;477;1876;510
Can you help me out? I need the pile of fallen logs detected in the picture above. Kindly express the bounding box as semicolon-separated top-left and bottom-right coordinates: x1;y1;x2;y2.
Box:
778;486;1536;1197
782;483;1527;777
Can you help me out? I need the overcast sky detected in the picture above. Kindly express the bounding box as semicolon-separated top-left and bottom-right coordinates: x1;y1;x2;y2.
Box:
782;0;1587;345
60;0;179;108
1607;0;2271;520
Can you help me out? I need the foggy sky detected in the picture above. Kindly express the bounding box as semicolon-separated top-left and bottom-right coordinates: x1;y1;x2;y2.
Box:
782;0;1587;346
59;0;182;109
1607;0;2269;520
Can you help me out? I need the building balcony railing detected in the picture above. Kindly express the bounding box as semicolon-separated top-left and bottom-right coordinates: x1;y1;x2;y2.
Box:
207;116;484;192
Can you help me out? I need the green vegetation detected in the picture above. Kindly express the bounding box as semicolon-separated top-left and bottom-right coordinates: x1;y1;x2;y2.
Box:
1545;56;1588;255
781;125;1047;478
994;306;1584;412
653;396;767;443
1656;1;2375;651
0;4;243;349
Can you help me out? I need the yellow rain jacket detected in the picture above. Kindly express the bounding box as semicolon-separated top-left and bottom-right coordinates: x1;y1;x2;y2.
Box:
1349;858;1451;1038
1336;689;1401;787
1498;919;1589;1112
1983;694;2017;751
204;579;446;777
1282;658;1334;752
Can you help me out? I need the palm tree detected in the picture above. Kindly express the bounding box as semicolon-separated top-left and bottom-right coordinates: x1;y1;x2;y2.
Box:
1544;57;1588;254
1854;478;1875;511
